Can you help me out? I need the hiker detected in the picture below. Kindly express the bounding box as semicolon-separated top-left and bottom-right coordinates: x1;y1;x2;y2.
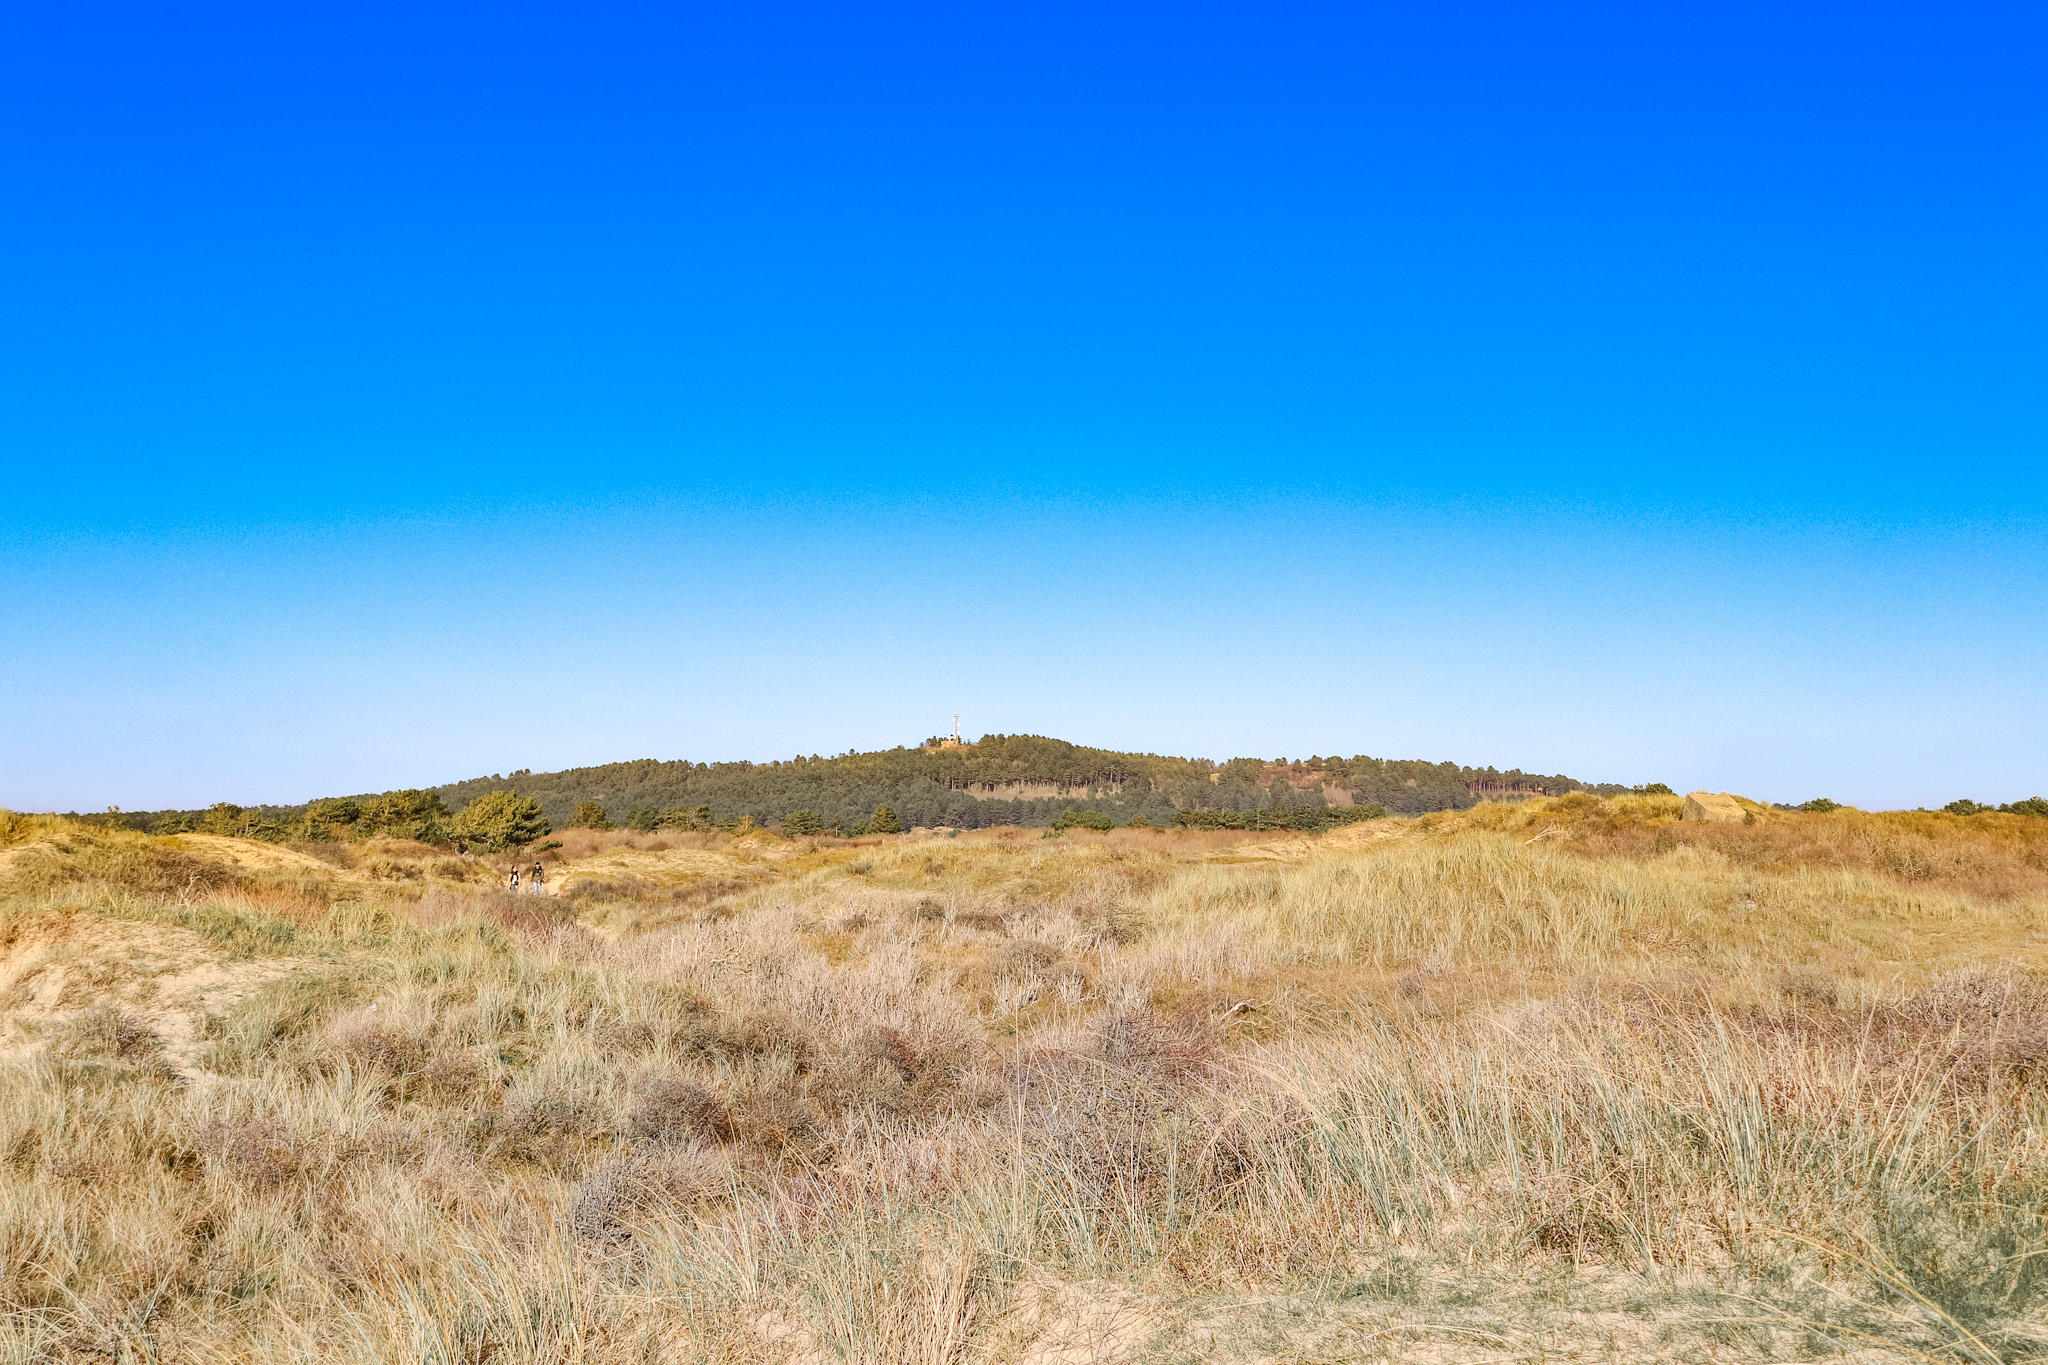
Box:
529;860;544;895
508;864;520;893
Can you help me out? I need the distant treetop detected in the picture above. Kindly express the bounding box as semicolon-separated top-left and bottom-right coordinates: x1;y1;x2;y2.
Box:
62;734;1656;841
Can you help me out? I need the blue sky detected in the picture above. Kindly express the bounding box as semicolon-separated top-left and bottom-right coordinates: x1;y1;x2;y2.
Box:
3;1;2042;813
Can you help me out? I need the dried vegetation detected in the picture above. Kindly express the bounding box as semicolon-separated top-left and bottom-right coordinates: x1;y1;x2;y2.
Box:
0;799;2044;1361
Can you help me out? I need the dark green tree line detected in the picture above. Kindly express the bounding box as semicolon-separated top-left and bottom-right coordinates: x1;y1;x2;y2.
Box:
67;735;1641;844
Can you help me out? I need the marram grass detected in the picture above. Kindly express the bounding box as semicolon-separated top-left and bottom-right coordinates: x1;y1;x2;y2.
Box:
0;801;2044;1361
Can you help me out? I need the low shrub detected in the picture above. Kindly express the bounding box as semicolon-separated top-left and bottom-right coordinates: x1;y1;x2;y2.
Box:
1051;809;1114;833
631;1072;734;1144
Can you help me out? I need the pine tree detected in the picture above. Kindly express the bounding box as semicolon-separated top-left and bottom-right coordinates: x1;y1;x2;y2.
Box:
457;791;550;850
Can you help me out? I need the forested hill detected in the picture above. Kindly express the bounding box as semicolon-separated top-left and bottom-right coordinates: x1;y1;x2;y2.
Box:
74;735;1635;839
429;736;1626;831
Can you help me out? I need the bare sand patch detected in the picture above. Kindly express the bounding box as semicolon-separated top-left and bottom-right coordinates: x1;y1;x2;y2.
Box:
1008;1277;1164;1363
0;910;317;1077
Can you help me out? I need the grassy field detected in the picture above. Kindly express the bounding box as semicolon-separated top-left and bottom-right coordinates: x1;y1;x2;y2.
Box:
1;797;2047;1362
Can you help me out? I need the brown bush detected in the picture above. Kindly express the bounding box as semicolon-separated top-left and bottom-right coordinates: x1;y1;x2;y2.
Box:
570;1150;725;1250
597;984;716;1055
993;940;1060;975
330;1014;480;1097
1093;1005;1216;1085
1774;965;1838;1007
729;1086;816;1152
1071;903;1143;947
55;1006;164;1065
1882;966;2048;1081
503;1087;609;1146
1009;1013;1217;1214
193;1117;314;1189
330;1015;430;1072
867;1025;919;1080
630;1071;733;1144
714;1008;815;1066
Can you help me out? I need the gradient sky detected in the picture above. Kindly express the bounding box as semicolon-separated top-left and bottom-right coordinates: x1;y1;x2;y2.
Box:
3;1;2043;813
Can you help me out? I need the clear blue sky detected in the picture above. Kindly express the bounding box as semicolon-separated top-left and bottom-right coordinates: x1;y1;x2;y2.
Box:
3;1;2042;813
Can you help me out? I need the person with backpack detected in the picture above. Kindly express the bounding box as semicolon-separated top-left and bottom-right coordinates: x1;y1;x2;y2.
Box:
508;864;520;893
529;860;545;895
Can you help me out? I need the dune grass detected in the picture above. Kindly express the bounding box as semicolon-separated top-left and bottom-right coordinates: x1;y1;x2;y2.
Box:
0;801;2045;1360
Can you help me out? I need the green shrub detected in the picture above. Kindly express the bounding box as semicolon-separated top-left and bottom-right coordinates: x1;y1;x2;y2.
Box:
356;789;451;842
457;791;550;850
570;801;612;830
1944;799;1990;816
657;804;712;831
1051;809;1114;833
868;805;903;835
783;809;824;836
625;807;660;832
199;802;282;839
1171;803;1387;832
2002;797;2048;818
301;797;361;838
1799;798;1842;813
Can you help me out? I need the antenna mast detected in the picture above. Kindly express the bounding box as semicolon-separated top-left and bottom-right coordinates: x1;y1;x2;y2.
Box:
952;713;961;744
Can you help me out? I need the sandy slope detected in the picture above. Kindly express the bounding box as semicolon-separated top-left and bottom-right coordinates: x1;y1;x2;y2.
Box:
170;833;369;880
1218;819;1411;862
0;911;315;1078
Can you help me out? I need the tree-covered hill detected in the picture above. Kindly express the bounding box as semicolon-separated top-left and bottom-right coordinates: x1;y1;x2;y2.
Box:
68;734;1637;840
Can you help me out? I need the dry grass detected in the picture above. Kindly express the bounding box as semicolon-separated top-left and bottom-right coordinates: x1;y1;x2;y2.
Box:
0;799;2044;1361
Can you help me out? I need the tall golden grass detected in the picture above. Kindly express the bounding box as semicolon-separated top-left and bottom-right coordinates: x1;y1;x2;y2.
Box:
0;800;2043;1361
